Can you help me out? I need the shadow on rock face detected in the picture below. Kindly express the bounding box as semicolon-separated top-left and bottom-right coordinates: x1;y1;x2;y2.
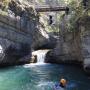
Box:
0;43;31;66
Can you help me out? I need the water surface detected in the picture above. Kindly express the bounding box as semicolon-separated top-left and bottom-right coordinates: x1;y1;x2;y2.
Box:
0;64;90;90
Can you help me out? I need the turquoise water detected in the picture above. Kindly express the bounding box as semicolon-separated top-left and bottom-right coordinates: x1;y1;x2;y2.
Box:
0;64;90;90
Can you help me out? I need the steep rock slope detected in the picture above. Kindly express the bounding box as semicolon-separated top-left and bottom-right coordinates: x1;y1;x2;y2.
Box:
0;0;56;66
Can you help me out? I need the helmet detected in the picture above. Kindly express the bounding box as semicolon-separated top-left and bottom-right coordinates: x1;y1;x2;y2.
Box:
60;78;67;87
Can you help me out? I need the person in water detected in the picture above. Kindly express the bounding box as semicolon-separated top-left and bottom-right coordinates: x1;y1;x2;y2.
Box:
54;78;67;90
59;79;67;88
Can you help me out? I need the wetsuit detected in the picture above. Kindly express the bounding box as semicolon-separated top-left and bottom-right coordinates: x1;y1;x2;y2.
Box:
53;83;65;90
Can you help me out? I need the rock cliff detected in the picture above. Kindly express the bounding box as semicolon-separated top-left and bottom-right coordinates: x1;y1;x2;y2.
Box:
45;14;83;64
0;0;56;66
79;16;90;74
45;15;90;74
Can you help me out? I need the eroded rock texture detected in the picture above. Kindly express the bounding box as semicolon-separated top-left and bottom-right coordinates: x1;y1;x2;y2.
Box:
0;0;56;66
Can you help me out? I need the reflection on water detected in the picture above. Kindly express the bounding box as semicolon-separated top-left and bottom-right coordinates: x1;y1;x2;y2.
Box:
0;64;89;90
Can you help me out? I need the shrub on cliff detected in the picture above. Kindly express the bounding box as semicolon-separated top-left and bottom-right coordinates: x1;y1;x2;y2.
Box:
60;0;89;32
8;0;37;18
0;0;10;11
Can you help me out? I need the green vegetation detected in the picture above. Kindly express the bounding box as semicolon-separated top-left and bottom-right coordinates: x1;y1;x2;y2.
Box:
1;0;10;11
67;0;89;32
0;0;10;16
0;0;89;33
0;10;8;16
38;0;89;33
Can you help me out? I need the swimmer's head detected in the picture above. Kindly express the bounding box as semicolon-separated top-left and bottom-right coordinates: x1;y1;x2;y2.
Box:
60;78;67;87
